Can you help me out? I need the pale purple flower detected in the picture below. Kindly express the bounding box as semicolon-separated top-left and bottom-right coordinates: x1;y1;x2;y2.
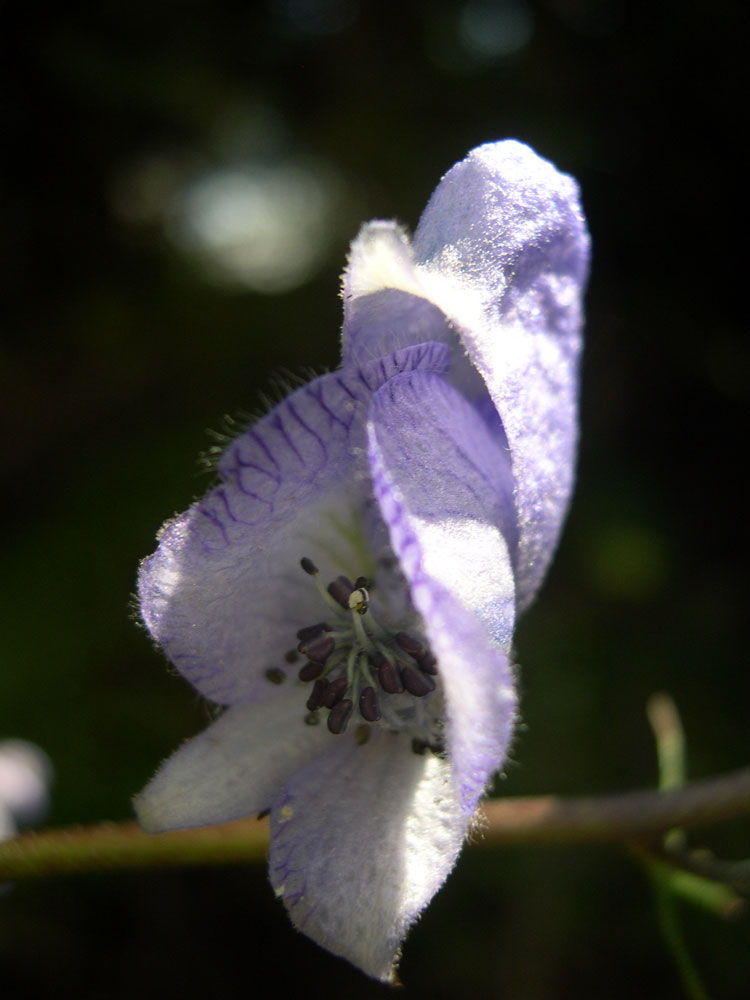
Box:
135;141;589;980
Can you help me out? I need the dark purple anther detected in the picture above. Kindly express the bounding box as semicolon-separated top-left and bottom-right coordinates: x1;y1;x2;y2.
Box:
295;622;330;643
354;576;370;591
300;557;318;576
327;575;354;609
298;660;324;682
264;668;285;685
322;676;349;709
358;685;381;722
306;678;328;711
401;665;436;697
417;651;438;675
395;632;426;658
327;698;353;735
376;656;404;694
302;635;335;663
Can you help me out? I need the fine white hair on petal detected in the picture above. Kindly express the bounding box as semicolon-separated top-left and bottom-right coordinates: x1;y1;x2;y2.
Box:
343;221;423;302
134;691;332;832
413;140;589;611
342;140;589;614
269;729;466;983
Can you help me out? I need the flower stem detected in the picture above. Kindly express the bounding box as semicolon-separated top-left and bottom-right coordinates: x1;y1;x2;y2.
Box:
1;768;749;881
480;766;750;845
649;861;711;1000
0;819;268;879
647;690;687;792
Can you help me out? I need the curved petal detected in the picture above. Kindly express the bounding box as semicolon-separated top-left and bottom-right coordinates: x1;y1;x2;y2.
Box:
343;287;453;365
134;689;331;831
367;371;517;814
342;224;461;378
138;341;450;705
268;728;466;982
414;141;589;610
342;220;423;308
369;370;517;638
341;141;589;612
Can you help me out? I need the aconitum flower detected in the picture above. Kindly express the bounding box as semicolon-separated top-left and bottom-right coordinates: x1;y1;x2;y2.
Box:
135;141;589;981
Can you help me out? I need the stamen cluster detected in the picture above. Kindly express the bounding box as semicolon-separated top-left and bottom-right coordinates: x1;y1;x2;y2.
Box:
292;557;439;740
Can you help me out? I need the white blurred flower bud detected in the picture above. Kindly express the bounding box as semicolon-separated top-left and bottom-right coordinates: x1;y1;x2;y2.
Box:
0;739;53;831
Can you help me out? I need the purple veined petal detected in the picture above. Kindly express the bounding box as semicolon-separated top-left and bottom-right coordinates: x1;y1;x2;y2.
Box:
341;141;589;612
342;223;450;365
367;371;517;814
268;728;466;983
341;225;500;423
342;262;498;448
138;340;451;705
134;690;332;831
343;288;453;365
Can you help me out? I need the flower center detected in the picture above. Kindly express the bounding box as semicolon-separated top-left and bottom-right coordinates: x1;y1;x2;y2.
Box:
278;557;443;751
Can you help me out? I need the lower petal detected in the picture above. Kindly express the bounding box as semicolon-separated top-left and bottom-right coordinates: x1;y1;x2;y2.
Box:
268;728;467;982
134;689;331;831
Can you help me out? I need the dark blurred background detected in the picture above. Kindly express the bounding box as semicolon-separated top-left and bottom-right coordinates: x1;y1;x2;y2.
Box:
1;1;747;996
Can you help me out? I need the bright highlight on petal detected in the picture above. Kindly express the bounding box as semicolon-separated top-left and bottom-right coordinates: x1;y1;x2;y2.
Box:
269;729;464;982
135;140;589;980
135;692;332;832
